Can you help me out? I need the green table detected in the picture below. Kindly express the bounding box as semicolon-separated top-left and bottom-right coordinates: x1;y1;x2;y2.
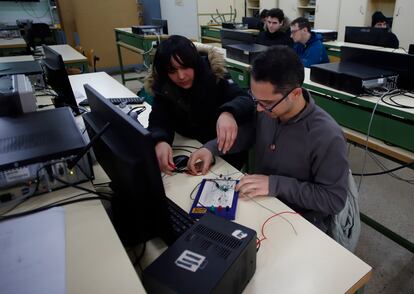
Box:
200;25;221;43
114;28;168;85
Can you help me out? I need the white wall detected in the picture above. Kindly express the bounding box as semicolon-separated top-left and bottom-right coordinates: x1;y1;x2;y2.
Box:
160;0;198;40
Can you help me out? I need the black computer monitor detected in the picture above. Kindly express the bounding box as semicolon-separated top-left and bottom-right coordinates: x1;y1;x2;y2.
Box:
152;18;168;34
82;84;175;246
42;45;80;115
341;46;414;91
242;17;262;30
220;28;258;49
344;26;398;48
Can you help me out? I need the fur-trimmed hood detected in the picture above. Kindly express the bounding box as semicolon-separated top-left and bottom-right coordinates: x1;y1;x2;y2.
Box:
144;44;227;96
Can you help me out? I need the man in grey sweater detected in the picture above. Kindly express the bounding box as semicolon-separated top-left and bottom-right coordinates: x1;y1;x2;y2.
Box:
188;46;348;233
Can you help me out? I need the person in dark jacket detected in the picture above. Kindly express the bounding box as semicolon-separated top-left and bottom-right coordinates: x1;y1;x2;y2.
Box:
290;17;329;67
256;8;293;47
145;35;255;174
188;46;348;233
371;11;399;48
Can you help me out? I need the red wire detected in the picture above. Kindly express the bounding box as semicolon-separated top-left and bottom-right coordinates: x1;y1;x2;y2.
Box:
256;211;299;247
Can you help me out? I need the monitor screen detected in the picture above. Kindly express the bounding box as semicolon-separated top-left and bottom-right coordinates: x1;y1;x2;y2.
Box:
42;45;80;115
242;17;262;30
344;26;398;49
152;18;168;34
82;84;175;246
220;28;257;49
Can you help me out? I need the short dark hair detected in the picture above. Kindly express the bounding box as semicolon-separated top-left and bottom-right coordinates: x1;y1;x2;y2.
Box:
267;8;285;23
291;17;311;32
153;35;200;83
371;11;387;26
251;46;304;93
259;9;268;19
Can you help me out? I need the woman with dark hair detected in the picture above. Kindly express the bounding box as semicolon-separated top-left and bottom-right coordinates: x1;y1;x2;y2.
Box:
145;35;254;174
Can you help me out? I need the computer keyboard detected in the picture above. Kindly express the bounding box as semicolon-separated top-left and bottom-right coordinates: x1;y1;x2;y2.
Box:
79;96;144;106
166;197;195;238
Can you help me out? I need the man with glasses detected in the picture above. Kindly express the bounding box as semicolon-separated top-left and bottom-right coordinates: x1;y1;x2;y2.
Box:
187;46;348;234
290;17;329;67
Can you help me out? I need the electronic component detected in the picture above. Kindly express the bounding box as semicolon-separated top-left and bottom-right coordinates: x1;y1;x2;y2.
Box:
226;43;268;64
190;179;239;220
0;107;93;206
143;213;257;294
310;62;398;95
0;74;37;116
131;25;162;35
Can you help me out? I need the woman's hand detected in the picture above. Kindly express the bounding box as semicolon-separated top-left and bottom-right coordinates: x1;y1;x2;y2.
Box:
187;148;214;175
216;111;238;154
155;141;175;175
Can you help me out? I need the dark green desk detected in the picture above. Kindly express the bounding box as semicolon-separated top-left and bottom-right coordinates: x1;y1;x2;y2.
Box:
114;28;168;85
200;25;221;43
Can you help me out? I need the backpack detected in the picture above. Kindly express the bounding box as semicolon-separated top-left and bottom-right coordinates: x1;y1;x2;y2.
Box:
330;170;361;252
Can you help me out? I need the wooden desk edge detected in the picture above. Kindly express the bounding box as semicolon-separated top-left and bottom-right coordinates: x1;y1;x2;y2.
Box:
345;269;373;294
343;130;414;163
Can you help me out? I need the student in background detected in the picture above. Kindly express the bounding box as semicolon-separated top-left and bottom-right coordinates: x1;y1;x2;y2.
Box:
187;46;348;234
145;35;254;174
256;8;293;47
290;17;329;67
371;11;399;48
258;9;269;31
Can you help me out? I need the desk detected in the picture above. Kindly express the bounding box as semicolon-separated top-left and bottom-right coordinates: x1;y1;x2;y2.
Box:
303;68;414;155
114;28;168;85
324;41;407;59
48;44;89;72
0;37;27;56
137;133;372;294
200;25;222;43
1;175;145;294
0;55;33;63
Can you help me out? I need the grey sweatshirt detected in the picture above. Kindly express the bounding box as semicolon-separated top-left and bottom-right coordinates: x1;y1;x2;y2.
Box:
204;90;348;232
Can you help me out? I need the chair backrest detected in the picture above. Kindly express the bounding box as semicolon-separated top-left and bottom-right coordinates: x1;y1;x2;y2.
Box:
85;49;100;72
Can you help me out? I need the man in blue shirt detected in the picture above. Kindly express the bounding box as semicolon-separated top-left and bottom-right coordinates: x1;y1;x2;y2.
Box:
290;17;329;67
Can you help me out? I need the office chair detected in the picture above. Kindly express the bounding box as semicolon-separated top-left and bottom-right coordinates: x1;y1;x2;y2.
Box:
26;23;53;55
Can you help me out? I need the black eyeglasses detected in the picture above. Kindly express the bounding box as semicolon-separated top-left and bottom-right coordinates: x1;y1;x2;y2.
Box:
248;88;295;112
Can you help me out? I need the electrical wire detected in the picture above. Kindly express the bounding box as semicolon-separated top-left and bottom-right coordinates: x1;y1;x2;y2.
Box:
357;89;397;191
352;161;414;176
0;195;111;222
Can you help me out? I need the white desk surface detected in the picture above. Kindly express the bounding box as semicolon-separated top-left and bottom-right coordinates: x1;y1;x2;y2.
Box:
304;68;414;115
324;40;406;54
34;73;372;294
0;37;26;48
137;133;372;294
1;179;145;294
0;55;34;63
49;44;87;64
69;72;138;103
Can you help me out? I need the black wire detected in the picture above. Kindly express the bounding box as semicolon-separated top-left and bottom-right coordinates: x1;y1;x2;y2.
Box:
172;145;199;150
256;237;261;252
353;161;414;176
0;196;111;222
127;105;146;115
172;148;193;154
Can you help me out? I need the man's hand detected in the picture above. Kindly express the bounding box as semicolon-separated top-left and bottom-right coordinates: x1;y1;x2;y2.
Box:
187;147;214;175
216;111;237;154
155;141;175;175
235;174;269;198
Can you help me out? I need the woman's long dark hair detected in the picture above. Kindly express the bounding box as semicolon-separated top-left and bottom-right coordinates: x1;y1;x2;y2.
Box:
153;35;201;85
